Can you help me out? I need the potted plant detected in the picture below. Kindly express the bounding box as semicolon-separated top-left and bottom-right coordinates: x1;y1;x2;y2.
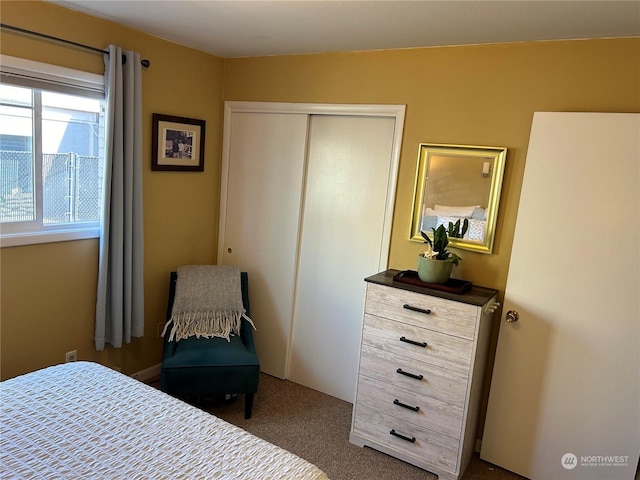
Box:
417;219;467;283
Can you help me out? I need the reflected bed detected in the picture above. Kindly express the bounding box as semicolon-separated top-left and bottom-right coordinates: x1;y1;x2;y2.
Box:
421;206;487;242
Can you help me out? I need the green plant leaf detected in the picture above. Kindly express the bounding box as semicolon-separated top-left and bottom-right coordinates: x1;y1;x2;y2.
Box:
420;230;433;247
449;252;462;266
433;225;449;253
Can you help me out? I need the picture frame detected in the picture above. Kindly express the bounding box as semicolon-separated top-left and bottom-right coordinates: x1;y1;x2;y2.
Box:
410;143;507;254
151;114;206;171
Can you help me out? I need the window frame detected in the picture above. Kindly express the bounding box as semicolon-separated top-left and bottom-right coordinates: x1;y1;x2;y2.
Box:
0;55;105;248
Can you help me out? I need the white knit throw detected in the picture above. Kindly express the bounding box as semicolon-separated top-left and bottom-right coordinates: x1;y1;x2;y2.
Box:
162;265;254;342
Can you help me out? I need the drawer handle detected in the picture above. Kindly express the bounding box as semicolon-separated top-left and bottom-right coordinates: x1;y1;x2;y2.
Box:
390;429;416;443
393;399;420;412
400;336;428;348
396;368;423;381
403;304;431;315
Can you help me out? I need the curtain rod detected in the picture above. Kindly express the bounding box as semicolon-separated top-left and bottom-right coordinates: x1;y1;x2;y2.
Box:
1;23;151;68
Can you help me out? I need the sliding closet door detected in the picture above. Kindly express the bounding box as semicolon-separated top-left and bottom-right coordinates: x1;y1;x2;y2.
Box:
220;102;404;389
287;115;397;402
219;112;308;378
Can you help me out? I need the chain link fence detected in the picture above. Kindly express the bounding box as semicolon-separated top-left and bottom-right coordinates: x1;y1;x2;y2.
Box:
0;150;102;224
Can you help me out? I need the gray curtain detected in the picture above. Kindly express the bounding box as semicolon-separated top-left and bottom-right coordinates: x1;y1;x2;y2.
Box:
95;45;144;350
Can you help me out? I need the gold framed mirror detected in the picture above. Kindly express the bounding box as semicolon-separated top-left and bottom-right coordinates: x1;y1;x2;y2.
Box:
410;143;506;254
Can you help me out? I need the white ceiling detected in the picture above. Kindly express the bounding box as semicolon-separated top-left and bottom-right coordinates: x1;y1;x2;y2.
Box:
50;1;640;58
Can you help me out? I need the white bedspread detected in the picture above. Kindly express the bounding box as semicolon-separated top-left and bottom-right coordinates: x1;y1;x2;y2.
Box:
0;362;329;480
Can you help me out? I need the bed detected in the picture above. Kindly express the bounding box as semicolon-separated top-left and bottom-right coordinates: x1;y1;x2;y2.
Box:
0;361;330;480
421;205;487;242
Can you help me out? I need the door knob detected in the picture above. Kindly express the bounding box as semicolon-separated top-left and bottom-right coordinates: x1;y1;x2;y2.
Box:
227;248;232;253
505;310;519;323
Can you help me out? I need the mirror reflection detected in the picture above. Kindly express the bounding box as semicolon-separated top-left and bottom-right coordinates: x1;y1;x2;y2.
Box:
411;144;506;254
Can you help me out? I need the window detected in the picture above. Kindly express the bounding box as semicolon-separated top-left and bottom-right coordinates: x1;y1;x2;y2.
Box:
0;55;105;247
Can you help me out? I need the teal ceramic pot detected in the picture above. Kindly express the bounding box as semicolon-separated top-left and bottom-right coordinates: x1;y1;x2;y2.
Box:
417;255;453;284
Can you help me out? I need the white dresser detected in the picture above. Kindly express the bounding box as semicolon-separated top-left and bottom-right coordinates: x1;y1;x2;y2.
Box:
349;270;499;480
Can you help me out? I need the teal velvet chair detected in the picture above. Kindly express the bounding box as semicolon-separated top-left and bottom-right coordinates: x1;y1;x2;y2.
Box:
160;271;260;418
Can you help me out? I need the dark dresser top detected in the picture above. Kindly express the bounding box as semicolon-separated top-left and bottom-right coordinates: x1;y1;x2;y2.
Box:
365;269;499;307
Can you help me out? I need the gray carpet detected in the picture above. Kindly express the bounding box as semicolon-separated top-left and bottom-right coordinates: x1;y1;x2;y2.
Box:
151;373;524;480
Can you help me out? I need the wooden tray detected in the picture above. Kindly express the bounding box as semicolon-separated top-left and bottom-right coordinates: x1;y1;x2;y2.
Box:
392;270;472;294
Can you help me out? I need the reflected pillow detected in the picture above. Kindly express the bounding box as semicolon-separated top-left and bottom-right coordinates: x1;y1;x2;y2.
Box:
421;212;438;231
472;207;487;221
434;204;480;218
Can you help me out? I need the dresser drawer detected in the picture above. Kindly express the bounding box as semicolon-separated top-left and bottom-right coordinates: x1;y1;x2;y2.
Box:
355;374;464;439
353;404;459;473
365;282;478;340
363;313;473;374
351;272;498;479
358;343;468;407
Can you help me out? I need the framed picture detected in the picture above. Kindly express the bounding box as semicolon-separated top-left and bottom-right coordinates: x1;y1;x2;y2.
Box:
151;114;206;171
410;143;507;254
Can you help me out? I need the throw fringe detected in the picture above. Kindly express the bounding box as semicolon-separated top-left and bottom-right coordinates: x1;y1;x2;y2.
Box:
162;311;255;342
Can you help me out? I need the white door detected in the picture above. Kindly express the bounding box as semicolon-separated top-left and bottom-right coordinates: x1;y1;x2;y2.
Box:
219;112;309;377
480;112;639;480
287;115;396;402
219;102;405;386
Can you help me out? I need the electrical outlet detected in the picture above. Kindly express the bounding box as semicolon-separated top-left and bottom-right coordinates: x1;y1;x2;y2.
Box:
65;350;77;362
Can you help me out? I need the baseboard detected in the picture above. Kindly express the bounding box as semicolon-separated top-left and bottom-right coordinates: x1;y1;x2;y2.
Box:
131;363;161;382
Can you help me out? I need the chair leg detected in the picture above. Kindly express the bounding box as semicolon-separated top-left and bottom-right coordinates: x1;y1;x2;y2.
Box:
245;393;254;419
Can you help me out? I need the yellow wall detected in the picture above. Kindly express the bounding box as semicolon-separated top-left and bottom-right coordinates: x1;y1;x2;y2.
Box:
222;42;638;435
223;40;640;292
0;1;225;379
1;1;639;382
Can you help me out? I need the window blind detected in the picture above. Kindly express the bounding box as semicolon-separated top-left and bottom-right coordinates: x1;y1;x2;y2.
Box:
0;55;104;98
